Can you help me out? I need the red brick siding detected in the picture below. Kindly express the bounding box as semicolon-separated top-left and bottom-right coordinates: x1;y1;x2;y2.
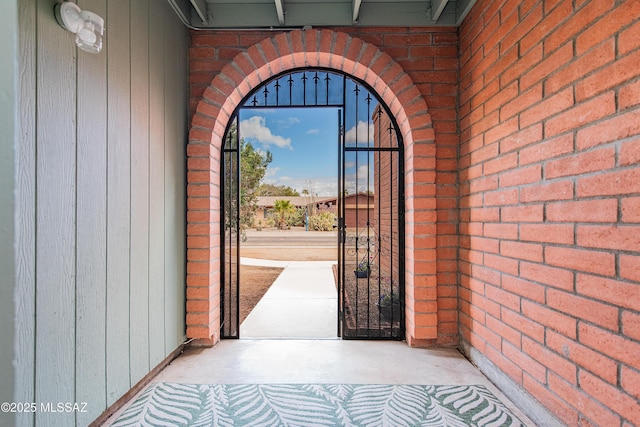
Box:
373;106;401;294
459;0;640;425
187;28;458;346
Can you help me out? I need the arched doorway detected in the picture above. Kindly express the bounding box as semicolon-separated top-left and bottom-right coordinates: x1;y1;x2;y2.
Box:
221;68;404;340
186;29;438;347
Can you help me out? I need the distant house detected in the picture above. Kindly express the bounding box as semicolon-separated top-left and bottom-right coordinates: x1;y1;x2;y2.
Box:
252;193;375;230
255;197;309;225
314;192;374;228
342;193;375;228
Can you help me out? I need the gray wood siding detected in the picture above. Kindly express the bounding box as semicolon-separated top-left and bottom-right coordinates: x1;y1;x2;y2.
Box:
164;5;188;354
129;0;151;387
0;2;18;427
15;0;189;425
76;0;108;423
35;0;77;424
15;0;37;426
106;0;132;407
148;0;167;369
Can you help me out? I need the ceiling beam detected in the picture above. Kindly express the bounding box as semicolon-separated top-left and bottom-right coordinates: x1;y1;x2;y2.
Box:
352;0;362;23
189;2;461;28
456;0;478;25
430;0;449;21
190;0;208;23
167;0;191;24
274;0;285;25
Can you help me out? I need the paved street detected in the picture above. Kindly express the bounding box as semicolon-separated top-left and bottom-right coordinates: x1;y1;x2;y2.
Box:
243;228;338;247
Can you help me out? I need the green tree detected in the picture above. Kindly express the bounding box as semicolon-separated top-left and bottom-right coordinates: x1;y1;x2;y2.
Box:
240;140;272;230
256;183;300;197
273;199;296;229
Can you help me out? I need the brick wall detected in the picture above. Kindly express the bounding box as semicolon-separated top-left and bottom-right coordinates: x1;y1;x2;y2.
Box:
188;27;459;345
458;0;640;425
373;106;401;287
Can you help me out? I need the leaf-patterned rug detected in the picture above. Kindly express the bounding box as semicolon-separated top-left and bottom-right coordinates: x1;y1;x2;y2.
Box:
111;383;525;426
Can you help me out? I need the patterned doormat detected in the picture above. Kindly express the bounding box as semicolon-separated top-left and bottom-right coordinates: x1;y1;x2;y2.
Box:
111;383;525;426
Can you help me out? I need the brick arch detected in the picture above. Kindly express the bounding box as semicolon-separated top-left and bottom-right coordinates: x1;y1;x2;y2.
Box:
187;29;437;347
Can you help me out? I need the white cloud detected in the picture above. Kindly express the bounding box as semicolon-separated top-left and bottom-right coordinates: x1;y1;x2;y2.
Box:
240;116;292;149
295;177;337;197
277;117;301;128
357;164;370;180
311;179;338;197
345;121;374;143
264;166;280;178
341;164;374;195
306;128;321;135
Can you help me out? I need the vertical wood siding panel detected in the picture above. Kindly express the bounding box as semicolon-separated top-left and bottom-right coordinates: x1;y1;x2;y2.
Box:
35;0;76;424
14;0;190;421
105;0;132;406
15;1;36;426
163;2;183;353
75;0;108;423
0;2;18;427
148;1;166;366
129;0;151;385
174;11;189;346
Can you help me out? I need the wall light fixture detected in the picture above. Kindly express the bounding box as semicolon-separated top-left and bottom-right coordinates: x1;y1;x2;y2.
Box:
54;1;104;54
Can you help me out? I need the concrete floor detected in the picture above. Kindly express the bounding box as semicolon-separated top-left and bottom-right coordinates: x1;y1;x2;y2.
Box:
143;340;536;425
159;340;499;385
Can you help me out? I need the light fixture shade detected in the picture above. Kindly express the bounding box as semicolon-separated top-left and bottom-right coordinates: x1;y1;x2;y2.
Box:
75;11;104;53
54;2;104;54
55;2;82;33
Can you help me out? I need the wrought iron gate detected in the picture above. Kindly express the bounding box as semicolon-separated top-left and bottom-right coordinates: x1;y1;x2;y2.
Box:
222;123;240;338
221;68;404;339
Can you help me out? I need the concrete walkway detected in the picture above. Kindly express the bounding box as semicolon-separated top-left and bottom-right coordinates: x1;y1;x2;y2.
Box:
240;258;338;339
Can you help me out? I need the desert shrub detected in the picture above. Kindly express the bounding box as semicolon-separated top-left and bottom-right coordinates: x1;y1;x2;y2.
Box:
308;211;336;231
287;207;306;227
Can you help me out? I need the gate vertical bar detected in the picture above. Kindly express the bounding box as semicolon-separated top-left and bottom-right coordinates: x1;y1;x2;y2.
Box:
221;115;240;338
235;115;241;338
337;109;343;337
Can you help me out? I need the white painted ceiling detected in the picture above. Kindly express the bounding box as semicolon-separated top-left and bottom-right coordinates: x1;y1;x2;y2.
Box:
168;0;477;29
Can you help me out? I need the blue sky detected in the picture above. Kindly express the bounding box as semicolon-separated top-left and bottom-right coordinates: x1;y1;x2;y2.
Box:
240;107;374;196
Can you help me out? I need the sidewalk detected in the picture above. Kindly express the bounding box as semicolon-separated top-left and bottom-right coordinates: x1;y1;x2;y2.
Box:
240;258;338;339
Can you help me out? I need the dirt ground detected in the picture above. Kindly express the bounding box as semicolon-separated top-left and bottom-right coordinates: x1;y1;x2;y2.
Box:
238;246;337;323
239;265;284;324
340;266;402;338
